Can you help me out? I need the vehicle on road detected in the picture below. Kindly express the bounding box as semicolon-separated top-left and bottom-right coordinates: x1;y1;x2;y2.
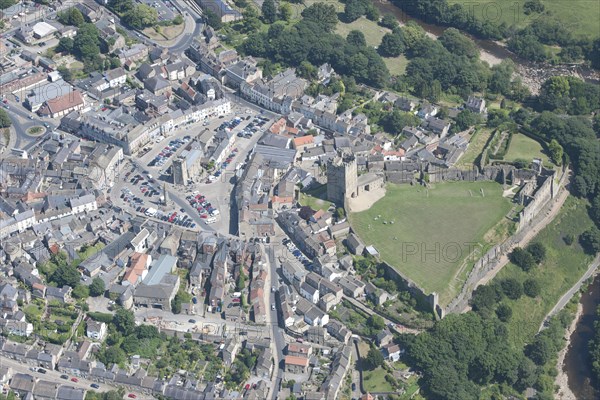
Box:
271;304;275;311
60;375;68;379
71;377;78;383
188;319;196;323
37;368;46;374
91;383;100;389
128;394;137;399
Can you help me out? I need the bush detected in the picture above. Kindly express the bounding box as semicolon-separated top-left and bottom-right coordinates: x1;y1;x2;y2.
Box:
496;303;513;322
526;242;546;264
523;278;541;298
500;278;523;300
510;247;536;272
580;227;600;255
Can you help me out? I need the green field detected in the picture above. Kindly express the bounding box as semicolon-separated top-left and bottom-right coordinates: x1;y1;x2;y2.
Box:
350;182;514;305
447;0;600;38
504;133;551;165
456;128;493;169
494;196;594;347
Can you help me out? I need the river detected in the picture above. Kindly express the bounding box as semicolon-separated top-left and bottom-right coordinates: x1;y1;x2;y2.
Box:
372;0;600;94
563;276;600;400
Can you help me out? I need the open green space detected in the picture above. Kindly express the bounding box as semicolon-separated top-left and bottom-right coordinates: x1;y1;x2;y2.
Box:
362;367;395;392
456;128;493;169
494;196;594;347
447;0;600;38
503;133;551;166
298;184;333;212
349;182;514;305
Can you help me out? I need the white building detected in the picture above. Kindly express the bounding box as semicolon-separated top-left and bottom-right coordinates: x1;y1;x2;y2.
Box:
69;194;97;214
86;320;107;341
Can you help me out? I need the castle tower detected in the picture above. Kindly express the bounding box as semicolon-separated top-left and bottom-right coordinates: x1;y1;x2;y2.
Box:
327;152;357;205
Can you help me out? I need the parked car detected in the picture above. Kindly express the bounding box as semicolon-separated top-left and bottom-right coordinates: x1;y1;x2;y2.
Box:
60;375;68;380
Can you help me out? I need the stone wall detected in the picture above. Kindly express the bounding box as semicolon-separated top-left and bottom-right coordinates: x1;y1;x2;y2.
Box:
379;261;443;318
444;166;569;315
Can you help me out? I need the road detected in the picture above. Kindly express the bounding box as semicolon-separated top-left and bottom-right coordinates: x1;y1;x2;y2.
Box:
2;96;57;150
539;255;600;331
0;357;151;399
264;243;285;400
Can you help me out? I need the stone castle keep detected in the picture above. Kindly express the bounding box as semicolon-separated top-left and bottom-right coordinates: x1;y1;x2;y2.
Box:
326;152;386;212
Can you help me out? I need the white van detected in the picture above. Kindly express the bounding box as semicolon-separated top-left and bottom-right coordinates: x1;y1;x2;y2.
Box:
210;209;220;216
206;216;217;224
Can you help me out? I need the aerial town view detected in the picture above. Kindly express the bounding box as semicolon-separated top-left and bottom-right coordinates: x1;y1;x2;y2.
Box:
0;0;599;399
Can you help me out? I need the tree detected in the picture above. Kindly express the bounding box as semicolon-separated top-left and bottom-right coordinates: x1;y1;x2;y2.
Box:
366;314;385;331
334;207;345;220
379;32;405;57
99;346;126;365
548;139;563;165
510;247;536;272
113;308;135;335
347;30;367;48
0;109;11;128
454;110;482;132
51;263;81;288
526;242;547;264
241;7;261;33
523;278;541;298
380;14;398;30
261;0;277;24
300;3;338;32
58;7;85;27
57;37;74;54
297;61;317;80
72;284;89;299
527;336;553;365
73;23;101;60
279;2;292;21
470;284;501;314
580;227;600;255
122;4;158;29
365;5;379;21
382;110;420;134
0;0;15;9
204;9;222;29
90;277;106;297
500;278;523;300
439;28;478;59
343;0;366;23
495;303;513;322
523;0;545;14
363;347;384;370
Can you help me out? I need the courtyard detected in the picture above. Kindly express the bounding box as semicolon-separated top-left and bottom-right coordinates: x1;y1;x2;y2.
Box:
349;181;514;305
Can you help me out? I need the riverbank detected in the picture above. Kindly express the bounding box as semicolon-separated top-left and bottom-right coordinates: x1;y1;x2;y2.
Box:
372;0;600;94
555;302;582;400
562;276;600;399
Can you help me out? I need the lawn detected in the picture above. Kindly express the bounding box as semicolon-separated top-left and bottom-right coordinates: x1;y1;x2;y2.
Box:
362;367;395;392
298;184;333;212
456;128;493;169
447;0;600;38
504;133;552;166
494;196;594;347
349;182;514;305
